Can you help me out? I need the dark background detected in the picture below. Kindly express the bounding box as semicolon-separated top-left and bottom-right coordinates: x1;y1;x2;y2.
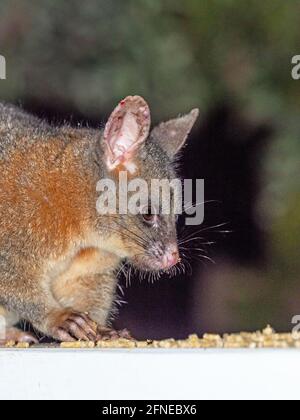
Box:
1;0;300;339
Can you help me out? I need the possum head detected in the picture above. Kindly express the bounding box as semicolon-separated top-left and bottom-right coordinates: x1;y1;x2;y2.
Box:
101;96;199;272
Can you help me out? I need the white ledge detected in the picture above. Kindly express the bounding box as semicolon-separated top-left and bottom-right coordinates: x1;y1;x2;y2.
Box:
0;348;299;400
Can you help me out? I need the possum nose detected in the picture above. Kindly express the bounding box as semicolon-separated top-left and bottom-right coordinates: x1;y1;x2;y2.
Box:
163;247;180;269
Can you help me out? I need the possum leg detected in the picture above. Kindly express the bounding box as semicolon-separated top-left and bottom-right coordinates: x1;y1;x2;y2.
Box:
56;274;134;342
52;272;133;341
0;265;96;343
52;272;120;339
51;248;133;341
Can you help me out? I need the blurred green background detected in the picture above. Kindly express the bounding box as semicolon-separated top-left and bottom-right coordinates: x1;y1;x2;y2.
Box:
0;0;300;337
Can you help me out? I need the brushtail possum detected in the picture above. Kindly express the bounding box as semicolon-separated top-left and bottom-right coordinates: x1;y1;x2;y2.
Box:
0;96;199;343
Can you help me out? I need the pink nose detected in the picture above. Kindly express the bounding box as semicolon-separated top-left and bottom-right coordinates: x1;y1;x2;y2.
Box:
162;247;180;269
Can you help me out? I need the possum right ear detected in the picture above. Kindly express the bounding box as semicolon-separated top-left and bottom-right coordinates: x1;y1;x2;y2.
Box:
103;96;151;171
151;109;199;159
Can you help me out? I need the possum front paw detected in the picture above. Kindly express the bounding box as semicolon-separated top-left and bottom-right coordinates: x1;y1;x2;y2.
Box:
48;310;98;342
0;327;38;345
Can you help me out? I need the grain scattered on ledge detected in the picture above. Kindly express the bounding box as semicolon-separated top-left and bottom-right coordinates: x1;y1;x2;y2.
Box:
60;326;300;349
2;326;300;349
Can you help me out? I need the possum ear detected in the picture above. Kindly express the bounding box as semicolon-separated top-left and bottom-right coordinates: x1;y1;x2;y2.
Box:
103;96;151;171
151;109;199;158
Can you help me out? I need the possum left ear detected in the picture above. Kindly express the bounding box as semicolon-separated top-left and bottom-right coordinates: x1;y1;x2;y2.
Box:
103;96;151;171
151;109;199;158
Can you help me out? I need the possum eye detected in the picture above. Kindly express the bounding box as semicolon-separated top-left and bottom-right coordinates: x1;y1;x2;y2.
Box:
142;213;158;225
141;205;159;226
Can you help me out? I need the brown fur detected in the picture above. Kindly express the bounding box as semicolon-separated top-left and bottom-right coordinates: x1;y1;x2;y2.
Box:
0;107;124;340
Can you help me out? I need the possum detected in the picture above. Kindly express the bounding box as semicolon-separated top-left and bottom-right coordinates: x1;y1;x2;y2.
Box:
0;96;199;343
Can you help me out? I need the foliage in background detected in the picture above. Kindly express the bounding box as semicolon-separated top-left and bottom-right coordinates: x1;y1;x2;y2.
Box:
1;0;299;116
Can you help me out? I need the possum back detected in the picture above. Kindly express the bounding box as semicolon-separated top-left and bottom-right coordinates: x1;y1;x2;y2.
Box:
0;103;57;159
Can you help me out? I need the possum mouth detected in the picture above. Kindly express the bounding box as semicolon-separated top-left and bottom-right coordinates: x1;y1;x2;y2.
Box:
130;257;162;272
129;256;177;275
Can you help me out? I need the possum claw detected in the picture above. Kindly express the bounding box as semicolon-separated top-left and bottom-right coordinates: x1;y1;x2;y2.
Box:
49;311;98;342
0;327;38;345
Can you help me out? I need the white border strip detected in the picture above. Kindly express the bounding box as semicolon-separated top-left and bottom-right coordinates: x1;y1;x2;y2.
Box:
0;349;299;400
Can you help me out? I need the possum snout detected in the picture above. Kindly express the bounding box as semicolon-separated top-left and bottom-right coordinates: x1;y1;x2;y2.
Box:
161;245;180;269
150;242;180;270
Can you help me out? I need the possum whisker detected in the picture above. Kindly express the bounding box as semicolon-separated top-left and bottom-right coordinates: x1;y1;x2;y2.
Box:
109;220;149;248
183;199;221;212
178;237;205;245
105;225;148;250
180;244;216;265
179;222;230;243
130;216;156;243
